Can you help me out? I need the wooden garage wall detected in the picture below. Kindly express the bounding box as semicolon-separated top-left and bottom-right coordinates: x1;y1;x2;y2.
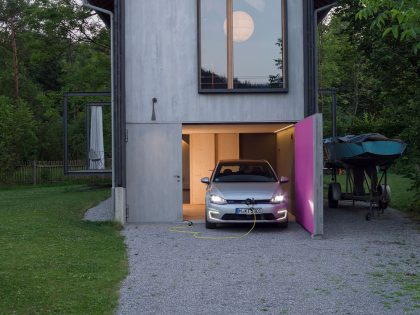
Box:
189;134;240;204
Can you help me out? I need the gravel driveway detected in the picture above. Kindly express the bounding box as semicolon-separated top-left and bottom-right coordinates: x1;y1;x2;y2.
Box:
117;203;420;315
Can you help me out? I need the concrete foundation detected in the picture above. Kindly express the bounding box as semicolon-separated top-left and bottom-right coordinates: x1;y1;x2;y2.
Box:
114;187;127;224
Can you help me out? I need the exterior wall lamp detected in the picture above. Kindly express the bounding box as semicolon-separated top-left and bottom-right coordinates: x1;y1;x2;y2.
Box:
151;98;157;121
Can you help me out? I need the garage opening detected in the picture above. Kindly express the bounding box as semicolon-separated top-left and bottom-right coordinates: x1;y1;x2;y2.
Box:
181;124;296;222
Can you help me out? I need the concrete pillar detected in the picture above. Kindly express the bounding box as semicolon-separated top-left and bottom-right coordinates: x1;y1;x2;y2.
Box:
114;187;126;224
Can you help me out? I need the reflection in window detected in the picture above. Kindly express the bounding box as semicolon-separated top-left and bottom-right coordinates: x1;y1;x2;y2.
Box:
200;0;228;89
199;0;286;91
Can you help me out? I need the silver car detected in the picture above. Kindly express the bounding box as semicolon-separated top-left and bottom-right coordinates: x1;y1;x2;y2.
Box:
201;160;289;229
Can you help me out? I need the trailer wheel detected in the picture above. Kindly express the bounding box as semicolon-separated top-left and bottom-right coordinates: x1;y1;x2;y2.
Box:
379;200;388;211
377;185;391;212
328;198;339;208
328;183;341;208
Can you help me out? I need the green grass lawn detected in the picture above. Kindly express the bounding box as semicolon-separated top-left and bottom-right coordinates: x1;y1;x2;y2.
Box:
323;171;416;212
0;185;127;314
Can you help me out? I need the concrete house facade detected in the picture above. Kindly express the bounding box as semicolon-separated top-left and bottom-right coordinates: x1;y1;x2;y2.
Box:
78;0;336;237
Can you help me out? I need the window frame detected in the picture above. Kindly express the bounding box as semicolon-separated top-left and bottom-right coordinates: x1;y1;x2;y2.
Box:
197;0;288;94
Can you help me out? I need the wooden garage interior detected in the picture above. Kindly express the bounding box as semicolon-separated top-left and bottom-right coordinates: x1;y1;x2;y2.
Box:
182;123;296;221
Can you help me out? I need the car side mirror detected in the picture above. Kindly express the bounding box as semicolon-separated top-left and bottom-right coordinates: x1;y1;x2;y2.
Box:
280;176;289;184
201;177;210;184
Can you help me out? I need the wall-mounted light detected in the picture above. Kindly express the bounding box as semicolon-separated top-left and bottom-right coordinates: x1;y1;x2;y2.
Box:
274;124;294;134
151;97;157;121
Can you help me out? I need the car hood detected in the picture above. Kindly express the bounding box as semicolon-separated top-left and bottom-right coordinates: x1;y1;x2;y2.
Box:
210;182;281;200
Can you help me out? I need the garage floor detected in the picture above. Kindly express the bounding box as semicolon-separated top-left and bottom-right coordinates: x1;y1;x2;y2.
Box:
183;204;205;221
118;203;420;315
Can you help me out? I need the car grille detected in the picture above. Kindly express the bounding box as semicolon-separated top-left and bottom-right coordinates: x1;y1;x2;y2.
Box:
226;199;272;205
221;213;276;221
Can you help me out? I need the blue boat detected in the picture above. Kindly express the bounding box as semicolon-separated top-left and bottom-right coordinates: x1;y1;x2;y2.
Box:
324;133;407;220
324;133;406;167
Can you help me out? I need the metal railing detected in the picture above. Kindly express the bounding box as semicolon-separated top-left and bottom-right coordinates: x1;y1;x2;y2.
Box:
0;160;111;185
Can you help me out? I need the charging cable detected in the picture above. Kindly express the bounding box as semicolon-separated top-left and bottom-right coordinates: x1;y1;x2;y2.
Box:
169;204;257;240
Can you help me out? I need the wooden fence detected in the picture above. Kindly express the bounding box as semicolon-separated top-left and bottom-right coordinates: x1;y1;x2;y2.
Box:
0;160;111;185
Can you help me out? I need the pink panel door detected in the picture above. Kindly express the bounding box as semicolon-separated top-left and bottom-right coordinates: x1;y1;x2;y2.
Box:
294;114;323;237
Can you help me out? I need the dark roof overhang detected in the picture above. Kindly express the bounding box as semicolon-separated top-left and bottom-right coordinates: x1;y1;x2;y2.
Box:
315;0;336;9
87;0;337;27
86;0;114;26
315;0;337;23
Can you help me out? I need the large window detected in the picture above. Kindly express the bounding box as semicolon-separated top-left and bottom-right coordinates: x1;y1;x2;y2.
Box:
198;0;287;93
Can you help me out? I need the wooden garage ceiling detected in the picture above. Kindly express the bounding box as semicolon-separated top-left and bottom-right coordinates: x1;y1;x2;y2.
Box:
182;124;294;135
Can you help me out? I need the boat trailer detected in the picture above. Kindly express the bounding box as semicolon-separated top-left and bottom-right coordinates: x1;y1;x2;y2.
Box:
320;88;406;220
325;159;392;221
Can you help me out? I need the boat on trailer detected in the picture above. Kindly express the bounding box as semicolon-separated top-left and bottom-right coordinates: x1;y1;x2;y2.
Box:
324;133;406;220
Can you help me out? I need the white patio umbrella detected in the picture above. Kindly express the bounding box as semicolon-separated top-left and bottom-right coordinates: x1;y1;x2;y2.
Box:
89;106;105;170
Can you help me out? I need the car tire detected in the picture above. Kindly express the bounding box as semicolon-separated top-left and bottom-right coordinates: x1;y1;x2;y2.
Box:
279;220;288;229
205;213;217;229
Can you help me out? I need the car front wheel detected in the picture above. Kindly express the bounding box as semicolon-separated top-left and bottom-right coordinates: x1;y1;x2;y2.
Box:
279;219;288;229
205;212;217;229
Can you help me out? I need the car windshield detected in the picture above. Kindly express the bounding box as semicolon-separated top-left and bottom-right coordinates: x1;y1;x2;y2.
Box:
213;162;277;183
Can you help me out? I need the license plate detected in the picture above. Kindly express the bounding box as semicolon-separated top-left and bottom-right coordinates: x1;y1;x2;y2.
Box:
235;208;263;215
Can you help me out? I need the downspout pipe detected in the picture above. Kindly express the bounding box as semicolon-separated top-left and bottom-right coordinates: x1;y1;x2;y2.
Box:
82;0;113;17
314;2;337;113
82;0;115;190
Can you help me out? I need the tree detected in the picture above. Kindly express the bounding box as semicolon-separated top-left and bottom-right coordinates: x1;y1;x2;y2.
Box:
356;0;420;53
269;38;284;87
0;0;28;99
319;0;419;210
0;0;110;166
0;96;38;169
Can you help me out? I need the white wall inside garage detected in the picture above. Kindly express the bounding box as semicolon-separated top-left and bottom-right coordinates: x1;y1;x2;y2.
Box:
125;0;305;123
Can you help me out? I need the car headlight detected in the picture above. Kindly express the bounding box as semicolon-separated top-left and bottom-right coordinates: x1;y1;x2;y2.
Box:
210;194;227;205
271;194;285;204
